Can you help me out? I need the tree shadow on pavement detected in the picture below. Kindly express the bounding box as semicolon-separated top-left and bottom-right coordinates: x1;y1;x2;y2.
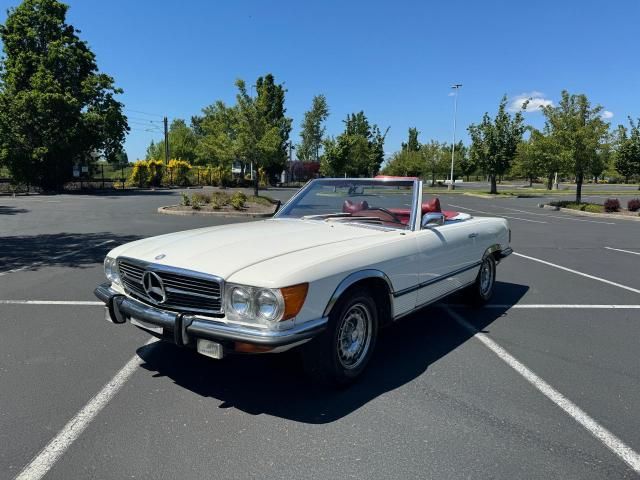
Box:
0;232;141;271
137;281;528;424
0;205;29;215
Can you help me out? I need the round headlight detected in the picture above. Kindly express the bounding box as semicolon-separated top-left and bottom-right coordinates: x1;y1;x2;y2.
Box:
104;257;119;284
256;289;282;321
230;287;251;316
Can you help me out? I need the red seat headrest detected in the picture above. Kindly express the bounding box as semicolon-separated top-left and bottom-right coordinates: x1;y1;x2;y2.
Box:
343;200;369;213
422;198;442;215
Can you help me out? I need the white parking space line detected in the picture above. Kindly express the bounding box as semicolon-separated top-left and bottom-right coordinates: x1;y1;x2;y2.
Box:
605;247;640;256
446;204;548;224
0;240;114;277
493;206;616;225
14;337;157;480
0;300;103;305
513;252;640;295
450;304;640;309
445;307;640;473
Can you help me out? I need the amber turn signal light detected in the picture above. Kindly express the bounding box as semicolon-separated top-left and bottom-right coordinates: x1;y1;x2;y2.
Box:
281;283;309;320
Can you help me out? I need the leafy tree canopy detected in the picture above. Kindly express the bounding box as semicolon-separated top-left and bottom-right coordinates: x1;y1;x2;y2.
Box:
468;95;526;194
297;94;329;162
0;0;128;189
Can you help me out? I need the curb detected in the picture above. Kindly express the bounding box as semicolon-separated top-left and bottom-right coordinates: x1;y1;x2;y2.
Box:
541;204;640;221
157;205;275;218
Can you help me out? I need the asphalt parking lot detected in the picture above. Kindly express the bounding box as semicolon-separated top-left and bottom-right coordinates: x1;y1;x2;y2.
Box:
1;187;639;479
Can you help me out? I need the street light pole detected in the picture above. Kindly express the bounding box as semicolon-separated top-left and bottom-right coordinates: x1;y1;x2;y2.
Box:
448;84;462;191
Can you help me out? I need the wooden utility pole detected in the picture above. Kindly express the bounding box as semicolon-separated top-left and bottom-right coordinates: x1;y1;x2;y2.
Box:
163;116;170;165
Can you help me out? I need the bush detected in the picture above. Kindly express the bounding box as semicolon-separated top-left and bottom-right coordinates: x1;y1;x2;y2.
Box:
128;160;150;187
583;204;603;213
210;192;229;209
180;192;190;206
147;159;164;187
603;198;620;212
230;191;246;210
166;159;192;186
627;198;640;212
190;192;210;204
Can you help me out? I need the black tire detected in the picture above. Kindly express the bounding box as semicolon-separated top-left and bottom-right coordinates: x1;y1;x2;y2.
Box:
465;255;496;306
302;287;378;387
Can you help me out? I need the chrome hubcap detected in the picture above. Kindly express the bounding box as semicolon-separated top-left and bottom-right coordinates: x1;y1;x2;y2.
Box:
337;303;372;370
480;258;494;295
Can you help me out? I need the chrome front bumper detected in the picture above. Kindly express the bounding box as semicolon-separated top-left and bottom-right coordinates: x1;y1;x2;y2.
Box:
94;283;327;349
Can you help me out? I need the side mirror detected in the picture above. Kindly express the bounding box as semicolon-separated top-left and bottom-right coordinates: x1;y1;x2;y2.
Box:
421;212;445;228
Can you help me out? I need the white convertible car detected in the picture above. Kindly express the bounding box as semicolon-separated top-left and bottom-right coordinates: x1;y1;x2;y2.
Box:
95;178;511;385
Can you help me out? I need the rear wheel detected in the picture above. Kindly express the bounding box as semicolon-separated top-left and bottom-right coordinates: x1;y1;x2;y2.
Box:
465;255;496;306
303;287;378;387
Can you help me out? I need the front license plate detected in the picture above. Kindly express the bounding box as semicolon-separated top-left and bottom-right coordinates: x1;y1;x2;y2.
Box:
130;317;164;334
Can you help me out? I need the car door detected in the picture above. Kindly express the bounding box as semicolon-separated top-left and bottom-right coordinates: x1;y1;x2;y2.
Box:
412;220;481;308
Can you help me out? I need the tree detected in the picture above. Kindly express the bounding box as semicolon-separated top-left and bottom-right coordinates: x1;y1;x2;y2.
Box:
191;101;238;169
146;119;197;163
320;111;387;177
614;118;640;184
0;0;128;190
234;78;282;195
541;91;609;203
297;94;329;162
401;127;420;152
254;74;292;178
468;96;526;194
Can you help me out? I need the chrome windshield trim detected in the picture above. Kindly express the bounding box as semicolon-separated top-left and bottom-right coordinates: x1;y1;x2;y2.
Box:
409;179;422;231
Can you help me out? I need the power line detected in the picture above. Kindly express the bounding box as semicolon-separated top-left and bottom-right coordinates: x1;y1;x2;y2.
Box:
123;108;165;119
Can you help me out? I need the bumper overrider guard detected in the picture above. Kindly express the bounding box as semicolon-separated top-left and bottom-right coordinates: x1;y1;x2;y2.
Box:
94;283;328;352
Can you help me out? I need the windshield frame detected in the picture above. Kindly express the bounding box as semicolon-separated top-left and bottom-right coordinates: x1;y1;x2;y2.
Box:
274;178;423;231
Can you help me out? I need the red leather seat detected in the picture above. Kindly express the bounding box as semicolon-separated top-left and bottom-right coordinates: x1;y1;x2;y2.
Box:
343;200;369;213
421;198;459;220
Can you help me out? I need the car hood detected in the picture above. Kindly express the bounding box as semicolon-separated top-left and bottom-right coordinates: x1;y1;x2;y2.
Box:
109;219;387;279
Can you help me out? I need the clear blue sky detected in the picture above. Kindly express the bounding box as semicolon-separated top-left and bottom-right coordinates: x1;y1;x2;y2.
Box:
1;0;639;162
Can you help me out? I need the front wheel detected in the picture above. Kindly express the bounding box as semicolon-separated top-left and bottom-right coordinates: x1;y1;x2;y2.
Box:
465;255;496;306
302;287;378;387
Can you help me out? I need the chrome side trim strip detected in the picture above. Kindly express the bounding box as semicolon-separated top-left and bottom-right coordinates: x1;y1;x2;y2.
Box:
393;262;482;298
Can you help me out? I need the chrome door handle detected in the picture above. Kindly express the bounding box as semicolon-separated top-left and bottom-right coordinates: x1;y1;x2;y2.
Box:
468;233;478;238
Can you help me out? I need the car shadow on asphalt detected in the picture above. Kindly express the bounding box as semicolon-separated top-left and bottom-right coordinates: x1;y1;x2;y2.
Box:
0;232;142;271
136;281;529;424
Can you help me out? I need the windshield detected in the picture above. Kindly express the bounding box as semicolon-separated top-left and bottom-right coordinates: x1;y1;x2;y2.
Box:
276;178;417;230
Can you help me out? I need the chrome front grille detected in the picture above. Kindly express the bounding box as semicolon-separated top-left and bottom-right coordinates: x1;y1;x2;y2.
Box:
117;258;223;315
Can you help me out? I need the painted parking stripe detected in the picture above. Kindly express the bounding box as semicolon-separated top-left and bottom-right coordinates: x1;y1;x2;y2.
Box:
0;240;114;277
605;247;640;256
0;300;103;305
446;204;548;224
494;206;616;225
14;337;157;480
445;307;640;473
513;252;640;295
450;304;640;309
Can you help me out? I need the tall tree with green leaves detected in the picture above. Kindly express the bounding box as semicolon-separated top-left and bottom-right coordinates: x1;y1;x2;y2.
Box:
254;74;292;177
191;101;238;168
0;0;128;190
320;111;387;177
614;118;640;184
401;127;420;152
235;78;281;195
298;94;329;162
468;96;526;194
541;91;609;203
